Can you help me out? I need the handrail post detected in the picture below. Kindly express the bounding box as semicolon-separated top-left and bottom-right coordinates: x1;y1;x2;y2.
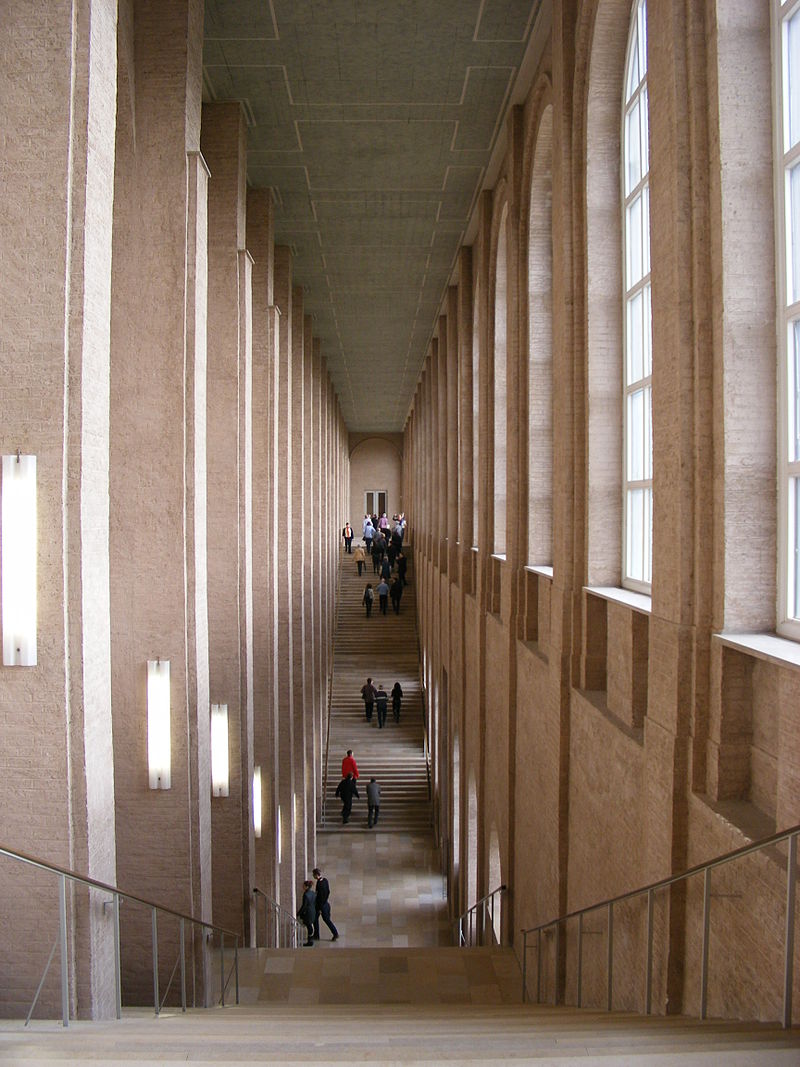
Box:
113;894;122;1020
522;930;528;1003
700;867;711;1020
783;831;797;1029
606;902;613;1012
235;939;240;1005
59;874;69;1028
577;913;583;1008
490;892;495;944
536;929;541;1003
179;918;187;1012
151;908;159;1016
554;921;560;1006
645;888;654;1015
220;933;225;1007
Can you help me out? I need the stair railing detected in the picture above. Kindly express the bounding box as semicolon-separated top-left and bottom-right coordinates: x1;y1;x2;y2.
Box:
0;842;239;1027
455;884;508;947
252;887;306;948
521;823;799;1028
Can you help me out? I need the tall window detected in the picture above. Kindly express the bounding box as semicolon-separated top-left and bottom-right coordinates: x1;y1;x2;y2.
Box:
777;1;800;633
622;0;652;590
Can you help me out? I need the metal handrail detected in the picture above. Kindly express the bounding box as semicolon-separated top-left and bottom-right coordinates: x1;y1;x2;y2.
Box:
521;823;799;1029
0;842;240;1027
252;887;306;947
455;884;508;947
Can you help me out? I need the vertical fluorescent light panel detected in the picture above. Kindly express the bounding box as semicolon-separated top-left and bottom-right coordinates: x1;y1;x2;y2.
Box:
1;455;37;666
210;703;229;796
253;767;262;837
147;659;171;789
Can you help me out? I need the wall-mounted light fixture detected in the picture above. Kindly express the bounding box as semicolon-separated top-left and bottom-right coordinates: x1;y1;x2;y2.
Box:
147;659;171;789
1;454;37;666
253;767;262;838
210;703;229;797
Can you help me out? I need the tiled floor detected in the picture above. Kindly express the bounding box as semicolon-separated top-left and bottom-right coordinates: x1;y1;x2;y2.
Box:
310;830;449;948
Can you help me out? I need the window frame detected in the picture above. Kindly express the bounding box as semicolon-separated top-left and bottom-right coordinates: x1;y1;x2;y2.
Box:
775;0;800;639
621;0;653;594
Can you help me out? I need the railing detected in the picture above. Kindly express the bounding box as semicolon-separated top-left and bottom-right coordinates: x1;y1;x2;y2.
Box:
455;885;508;947
521;823;800;1029
252;887;306;948
0;843;239;1027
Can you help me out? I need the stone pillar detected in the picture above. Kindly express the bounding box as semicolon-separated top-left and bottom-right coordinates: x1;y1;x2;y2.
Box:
0;0;118;1020
201;100;250;941
108;0;211;1005
246;187;276;940
446;286;460;570
458;250;475;565
273;247;295;909
302;319;317;849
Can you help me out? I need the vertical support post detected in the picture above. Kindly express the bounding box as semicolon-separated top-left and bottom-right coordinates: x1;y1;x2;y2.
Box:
645;888;654;1015
700;867;711;1020
482;898;487;946
58;875;69;1028
554;921;560;1006
113;895;122;1020
220;933;225;1007
783;832;797;1029
151;908;160;1015
180;918;187;1012
490;893;495;944
235;940;240;1005
522;931;527;1002
536;929;542;1003
577;913;583;1008
606;902;613;1012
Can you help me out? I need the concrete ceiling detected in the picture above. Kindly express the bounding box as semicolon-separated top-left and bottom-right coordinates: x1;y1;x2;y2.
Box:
203;0;542;432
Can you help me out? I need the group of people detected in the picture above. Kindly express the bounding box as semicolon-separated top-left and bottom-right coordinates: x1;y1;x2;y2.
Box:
296;866;339;946
360;676;403;728
357;514;408;617
334;748;382;827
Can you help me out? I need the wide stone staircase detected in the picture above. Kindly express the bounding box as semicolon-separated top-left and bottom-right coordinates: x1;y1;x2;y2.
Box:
320;543;431;832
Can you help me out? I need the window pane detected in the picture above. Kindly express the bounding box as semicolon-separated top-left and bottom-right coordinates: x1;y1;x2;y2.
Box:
642;184;651;276
627;290;643;383
791;478;800;619
638;0;648;79
625;99;642;195
789;163;800;304
793;321;800;462
627;489;644;582
640;85;650;175
643;486;652;584
642;282;652;378
788;9;800;150
626;193;643;287
626;33;640;100
643;384;652;479
628;390;644;481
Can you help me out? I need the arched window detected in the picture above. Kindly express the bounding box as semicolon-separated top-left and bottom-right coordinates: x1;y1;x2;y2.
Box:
528;105;554;566
494;204;509;556
777;0;800;636
622;0;652;591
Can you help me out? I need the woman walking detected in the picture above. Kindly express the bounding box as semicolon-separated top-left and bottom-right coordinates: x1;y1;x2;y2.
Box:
391;681;403;723
363;582;374;617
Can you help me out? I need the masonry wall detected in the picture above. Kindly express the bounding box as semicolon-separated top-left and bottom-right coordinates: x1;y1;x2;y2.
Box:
0;0;348;1019
408;0;800;1024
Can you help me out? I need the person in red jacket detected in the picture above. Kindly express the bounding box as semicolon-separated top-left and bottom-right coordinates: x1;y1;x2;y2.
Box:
341;749;359;779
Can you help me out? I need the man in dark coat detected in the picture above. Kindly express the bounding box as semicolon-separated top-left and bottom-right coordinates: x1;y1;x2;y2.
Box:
396;552;408;586
297;880;316;946
376;684;388;728
312;866;339;941
335;772;359;823
390;577;403;614
361;677;377;722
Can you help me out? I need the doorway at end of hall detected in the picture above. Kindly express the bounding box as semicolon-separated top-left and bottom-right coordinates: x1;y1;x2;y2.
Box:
365;490;387;518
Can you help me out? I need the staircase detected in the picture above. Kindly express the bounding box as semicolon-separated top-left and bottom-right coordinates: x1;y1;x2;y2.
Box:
320;544;431;832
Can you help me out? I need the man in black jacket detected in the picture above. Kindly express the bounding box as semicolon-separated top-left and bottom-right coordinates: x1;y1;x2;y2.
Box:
335;771;359;823
296;880;316;946
312;866;340;941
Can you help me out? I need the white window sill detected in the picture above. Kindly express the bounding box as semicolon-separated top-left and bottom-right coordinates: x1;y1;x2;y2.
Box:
525;565;554;579
491;553;507;562
714;631;800;670
584;586;652;614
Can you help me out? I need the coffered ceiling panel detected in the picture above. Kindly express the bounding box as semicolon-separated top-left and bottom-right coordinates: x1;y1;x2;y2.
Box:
204;0;541;431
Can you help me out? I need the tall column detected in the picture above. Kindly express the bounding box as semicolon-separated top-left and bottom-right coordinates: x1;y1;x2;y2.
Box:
446;287;460;569
108;0;211;1004
458;249;475;562
302;318;317;849
290;287;308;872
246;187;276;938
201;100;250;941
273;247;295;908
0;0;119;1020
